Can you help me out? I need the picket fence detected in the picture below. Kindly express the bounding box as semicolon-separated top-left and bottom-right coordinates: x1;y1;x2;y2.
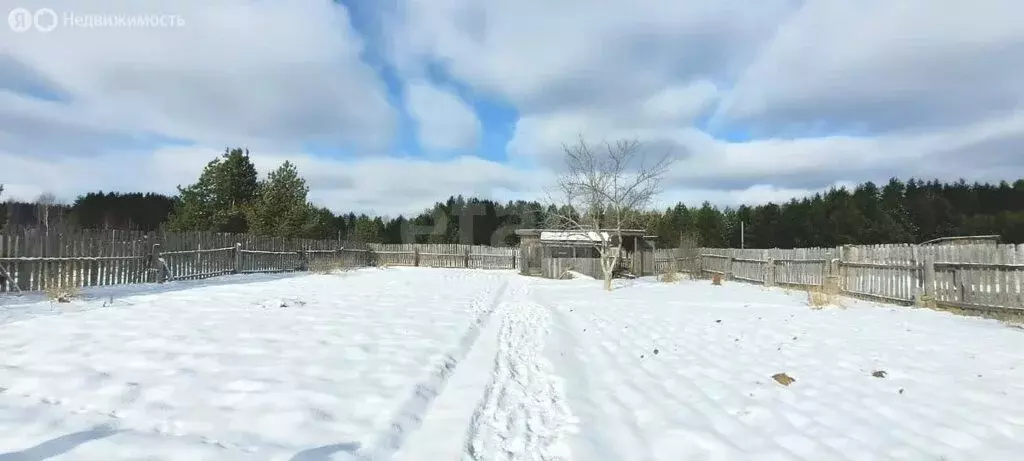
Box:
0;229;517;294
543;249;658;280
653;243;1024;312
3;228;1021;313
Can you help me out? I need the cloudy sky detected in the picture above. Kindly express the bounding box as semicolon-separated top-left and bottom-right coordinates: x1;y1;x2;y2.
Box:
0;0;1021;216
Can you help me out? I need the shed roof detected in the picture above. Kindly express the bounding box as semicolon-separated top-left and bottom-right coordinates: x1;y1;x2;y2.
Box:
919;235;1000;245
539;231;609;242
514;228;648;237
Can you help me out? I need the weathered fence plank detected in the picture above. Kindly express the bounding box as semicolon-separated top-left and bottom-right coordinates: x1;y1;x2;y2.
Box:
690;243;1024;311
0;229;521;294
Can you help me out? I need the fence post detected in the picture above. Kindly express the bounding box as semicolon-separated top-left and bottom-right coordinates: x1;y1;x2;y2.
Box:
725;256;734;281
765;258;775;287
918;255;936;308
151;243;166;283
414;246;420;267
464;247;471;268
823;256;840;295
234;243;242;273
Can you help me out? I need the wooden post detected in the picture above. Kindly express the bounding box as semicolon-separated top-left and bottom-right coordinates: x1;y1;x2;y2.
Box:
824;254;840;295
234;243;242;273
911;245;921;301
464;247;471;268
918;255;936;307
152;243;165;283
725;256;734;281
414;246;420;267
766;258;775;287
954;267;965;303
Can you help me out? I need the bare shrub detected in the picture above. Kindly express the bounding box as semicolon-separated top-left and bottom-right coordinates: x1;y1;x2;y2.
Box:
312;260;352;274
676;232;701;277
806;286;839;309
659;257;682;283
45;279;79;303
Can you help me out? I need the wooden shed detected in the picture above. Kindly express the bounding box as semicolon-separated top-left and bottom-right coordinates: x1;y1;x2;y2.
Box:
515;228;654;278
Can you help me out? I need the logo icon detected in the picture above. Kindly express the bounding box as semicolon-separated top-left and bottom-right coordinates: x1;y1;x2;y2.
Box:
33;8;57;32
8;7;32;32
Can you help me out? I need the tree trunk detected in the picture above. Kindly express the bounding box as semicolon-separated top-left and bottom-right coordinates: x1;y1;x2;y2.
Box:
602;246;621;292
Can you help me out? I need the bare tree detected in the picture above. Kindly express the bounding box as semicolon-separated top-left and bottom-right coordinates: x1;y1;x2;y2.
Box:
546;136;673;290
36;192;57;234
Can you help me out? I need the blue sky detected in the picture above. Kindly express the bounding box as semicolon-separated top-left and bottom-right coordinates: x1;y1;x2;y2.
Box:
0;0;1021;216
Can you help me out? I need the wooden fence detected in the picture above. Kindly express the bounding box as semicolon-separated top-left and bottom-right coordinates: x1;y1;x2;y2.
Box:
0;230;517;294
5;227;1021;313
544;249;659;280
653;243;1024;311
368;243;518;270
543;257;603;279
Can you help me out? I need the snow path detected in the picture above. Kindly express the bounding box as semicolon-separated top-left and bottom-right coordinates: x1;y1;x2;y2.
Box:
359;277;510;461
391;285;510;461
462;282;576;461
537;278;1024;461
0;268;511;460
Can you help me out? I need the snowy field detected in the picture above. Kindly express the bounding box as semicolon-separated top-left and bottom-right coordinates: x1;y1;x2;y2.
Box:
3;268;1024;460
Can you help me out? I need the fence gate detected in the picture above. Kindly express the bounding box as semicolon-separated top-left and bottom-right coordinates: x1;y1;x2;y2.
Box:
521;242;543;275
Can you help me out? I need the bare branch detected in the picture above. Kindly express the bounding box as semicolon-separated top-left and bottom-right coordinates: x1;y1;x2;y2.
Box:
544;135;675;290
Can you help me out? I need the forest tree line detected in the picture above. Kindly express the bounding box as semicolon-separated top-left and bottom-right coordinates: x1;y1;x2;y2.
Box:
1;150;1023;247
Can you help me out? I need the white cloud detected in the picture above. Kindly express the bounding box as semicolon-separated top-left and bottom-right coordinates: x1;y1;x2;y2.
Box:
388;0;1024;200
712;0;1024;133
641;81;719;125
0;145;214;203
388;0;795;110
0;145;545;217
405;81;480;151
0;0;396;153
656;183;854;211
4;0;1024;217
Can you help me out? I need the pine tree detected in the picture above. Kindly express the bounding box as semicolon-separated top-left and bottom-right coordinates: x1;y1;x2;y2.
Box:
246;161;315;238
169;148;259;232
694;201;726;247
351;215;382;243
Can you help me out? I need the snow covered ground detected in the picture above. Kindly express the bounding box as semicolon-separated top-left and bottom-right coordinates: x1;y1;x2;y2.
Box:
3;268;1024;460
0;269;510;460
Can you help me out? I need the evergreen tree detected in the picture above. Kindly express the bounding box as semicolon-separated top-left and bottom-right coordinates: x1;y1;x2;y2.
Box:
694;201;726;247
351;214;382;242
169;148;259;232
246;161;315;238
879;178;916;243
